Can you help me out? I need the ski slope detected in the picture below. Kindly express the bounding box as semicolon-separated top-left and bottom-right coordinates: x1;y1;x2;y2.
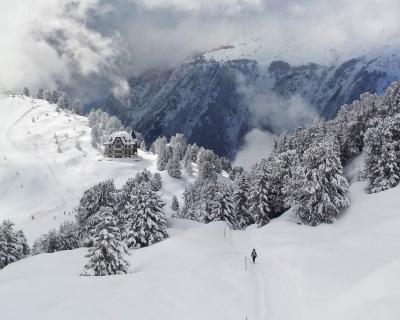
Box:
0;95;194;242
1;95;400;320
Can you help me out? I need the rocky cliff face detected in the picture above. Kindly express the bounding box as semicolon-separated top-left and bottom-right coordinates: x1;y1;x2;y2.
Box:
269;53;400;119
96;51;400;158
101;57;258;158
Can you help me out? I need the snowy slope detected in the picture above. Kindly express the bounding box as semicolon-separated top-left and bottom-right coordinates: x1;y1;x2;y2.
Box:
1;95;400;320
1;180;400;320
0;95;194;243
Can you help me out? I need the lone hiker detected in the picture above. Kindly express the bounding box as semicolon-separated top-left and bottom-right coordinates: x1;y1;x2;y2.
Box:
251;248;257;264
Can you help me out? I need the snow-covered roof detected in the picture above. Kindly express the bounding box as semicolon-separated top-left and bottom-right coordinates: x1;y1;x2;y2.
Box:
104;131;136;145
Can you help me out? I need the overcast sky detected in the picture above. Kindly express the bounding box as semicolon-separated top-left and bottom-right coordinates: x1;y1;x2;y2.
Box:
1;0;400;94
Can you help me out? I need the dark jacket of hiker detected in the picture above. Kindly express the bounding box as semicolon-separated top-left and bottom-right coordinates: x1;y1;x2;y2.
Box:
251;249;257;263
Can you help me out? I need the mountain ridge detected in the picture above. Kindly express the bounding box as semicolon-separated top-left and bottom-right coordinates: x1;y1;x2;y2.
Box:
95;50;400;158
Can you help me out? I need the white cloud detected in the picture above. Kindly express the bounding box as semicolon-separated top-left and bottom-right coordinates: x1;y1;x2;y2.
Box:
1;0;400;96
137;0;262;14
233;128;274;170
0;0;122;93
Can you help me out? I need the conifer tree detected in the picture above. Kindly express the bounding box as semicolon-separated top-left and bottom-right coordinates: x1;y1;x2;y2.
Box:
51;90;61;104
152;173;162;191
76;180;117;242
198;160;217;181
171;196;179;216
211;183;237;229
183;149;194;176
43;89;51;102
72;99;83;115
124;183;168;248
91;125;101;148
0;221;29;269
288;138;350;226
170;133;187;159
364;116;400;193
81;209;130;276
233;173;253;228
57;92;70;110
37;88;44;99
157;144;171;171
249;160;272;227
151;136;167;154
167;150;182;178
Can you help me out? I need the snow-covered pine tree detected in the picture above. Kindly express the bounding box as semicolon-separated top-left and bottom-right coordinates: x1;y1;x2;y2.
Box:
181;180;220;223
211;183;237;229
157;144;171;171
76;180;117;243
181;182;200;220
249;159;272;227
105;116;124;138
364;115;400;193
51;90;61;104
233;173;253;228
36;88;44;99
152;173;162;191
183;149;193;176
150;136;167;154
72;99;83;115
58;221;81;250
57;92;69;110
171;195;179;216
170;133;187;159
23;87;30;97
15;230;30;258
198;160;217;181
90;125;101;148
380;80;400;117
0;221;29;269
275;149;299;211
87;109;99;128
167;150;182;178
185;143;200;162
288;137;350;226
43;89;51;102
135;169;153;185
124;182;168;248
31;230;61;254
81;209;130;276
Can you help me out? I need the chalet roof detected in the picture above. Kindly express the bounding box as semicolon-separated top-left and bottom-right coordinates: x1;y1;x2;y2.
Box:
104;131;136;145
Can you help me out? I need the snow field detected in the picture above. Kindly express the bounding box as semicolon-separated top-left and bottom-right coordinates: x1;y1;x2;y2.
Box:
0;95;193;242
1;95;400;320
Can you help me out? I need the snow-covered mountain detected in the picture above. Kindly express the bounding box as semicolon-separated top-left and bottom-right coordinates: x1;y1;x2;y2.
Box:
97;49;400;158
100;57;257;159
0;95;194;242
270;51;400;119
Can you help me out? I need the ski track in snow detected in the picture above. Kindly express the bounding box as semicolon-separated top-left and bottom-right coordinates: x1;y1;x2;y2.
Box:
250;232;267;320
5;101;75;220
